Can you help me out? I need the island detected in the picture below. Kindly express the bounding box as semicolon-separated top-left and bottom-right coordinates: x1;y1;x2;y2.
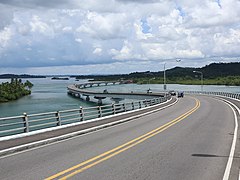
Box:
0;78;33;103
0;74;46;79
51;77;69;80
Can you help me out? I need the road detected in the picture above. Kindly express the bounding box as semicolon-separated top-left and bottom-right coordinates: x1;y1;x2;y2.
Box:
0;95;239;180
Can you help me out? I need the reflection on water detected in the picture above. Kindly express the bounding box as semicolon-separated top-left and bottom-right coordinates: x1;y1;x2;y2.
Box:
0;78;239;118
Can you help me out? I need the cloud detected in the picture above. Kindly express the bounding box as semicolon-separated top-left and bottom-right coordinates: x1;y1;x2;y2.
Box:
0;27;13;49
0;0;77;9
93;47;102;55
76;11;129;40
116;0;159;3
0;4;14;30
0;0;239;74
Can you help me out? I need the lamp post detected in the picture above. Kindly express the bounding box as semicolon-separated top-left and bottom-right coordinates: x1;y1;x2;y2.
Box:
163;59;181;91
163;63;166;90
193;70;203;91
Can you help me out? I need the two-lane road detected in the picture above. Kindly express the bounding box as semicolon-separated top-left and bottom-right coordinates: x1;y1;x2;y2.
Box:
0;95;238;180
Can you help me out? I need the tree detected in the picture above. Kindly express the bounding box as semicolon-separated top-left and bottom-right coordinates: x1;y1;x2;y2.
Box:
24;80;33;90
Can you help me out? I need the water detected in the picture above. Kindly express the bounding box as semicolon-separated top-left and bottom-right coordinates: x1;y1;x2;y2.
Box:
0;78;239;118
0;78;91;118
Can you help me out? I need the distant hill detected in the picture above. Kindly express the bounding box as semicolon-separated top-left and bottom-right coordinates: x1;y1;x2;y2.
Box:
0;74;46;79
72;62;240;86
73;62;240;80
166;62;240;79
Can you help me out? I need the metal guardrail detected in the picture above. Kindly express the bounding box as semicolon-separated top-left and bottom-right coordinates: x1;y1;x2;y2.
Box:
184;91;240;100
0;96;170;137
2;90;238;138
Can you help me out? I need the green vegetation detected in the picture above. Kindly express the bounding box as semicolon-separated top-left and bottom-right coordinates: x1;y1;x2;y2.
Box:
72;62;240;86
133;76;240;86
0;74;46;79
0;79;33;103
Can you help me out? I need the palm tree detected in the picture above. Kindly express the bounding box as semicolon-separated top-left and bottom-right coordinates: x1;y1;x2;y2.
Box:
24;80;33;90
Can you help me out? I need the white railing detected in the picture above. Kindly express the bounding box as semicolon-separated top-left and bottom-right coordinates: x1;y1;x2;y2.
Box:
0;96;170;137
184;91;240;100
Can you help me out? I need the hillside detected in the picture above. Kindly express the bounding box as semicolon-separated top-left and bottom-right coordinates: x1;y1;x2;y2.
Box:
73;62;240;86
166;62;240;78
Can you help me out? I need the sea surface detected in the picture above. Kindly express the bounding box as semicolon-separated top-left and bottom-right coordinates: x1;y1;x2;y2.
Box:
0;78;239;118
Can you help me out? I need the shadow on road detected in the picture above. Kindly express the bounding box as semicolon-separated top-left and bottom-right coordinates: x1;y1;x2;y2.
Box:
192;154;240;158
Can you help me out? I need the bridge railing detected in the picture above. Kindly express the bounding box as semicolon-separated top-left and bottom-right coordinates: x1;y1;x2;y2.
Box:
0;96;170;137
184;91;240;100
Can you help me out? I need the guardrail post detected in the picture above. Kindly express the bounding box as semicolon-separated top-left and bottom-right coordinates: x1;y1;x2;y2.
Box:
55;111;61;126
150;99;153;106
139;101;141;109
132;102;134;110
23;112;29;133
153;99;156;105
98;106;102;118
79;106;84;121
144;99;147;107
123;103;126;112
112;103;116;114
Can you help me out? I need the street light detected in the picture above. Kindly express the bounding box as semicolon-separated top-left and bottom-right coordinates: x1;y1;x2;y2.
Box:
163;59;181;91
163;63;166;90
193;70;203;91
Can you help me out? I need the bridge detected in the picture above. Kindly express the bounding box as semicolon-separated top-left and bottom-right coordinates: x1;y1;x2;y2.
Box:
67;82;165;104
0;83;239;180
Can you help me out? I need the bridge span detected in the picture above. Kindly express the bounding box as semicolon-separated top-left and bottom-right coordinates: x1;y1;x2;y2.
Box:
0;87;239;180
67;83;165;104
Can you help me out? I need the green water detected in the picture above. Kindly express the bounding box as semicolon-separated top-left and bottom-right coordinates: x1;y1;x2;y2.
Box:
0;78;92;118
0;78;239;118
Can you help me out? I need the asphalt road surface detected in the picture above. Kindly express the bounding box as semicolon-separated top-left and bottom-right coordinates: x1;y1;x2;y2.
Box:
0;95;238;180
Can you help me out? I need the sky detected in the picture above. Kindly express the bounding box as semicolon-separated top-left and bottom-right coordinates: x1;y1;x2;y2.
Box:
0;0;239;75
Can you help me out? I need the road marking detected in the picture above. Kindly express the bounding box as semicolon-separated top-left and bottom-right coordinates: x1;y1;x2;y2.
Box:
218;98;239;180
45;98;200;180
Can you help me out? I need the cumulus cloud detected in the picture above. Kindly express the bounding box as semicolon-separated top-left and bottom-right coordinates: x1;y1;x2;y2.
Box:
76;11;129;40
0;0;239;73
0;0;77;9
93;47;102;55
0;27;13;49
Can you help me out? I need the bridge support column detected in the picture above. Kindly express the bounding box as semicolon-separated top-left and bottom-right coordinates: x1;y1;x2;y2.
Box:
111;97;124;104
98;99;102;105
94;96;106;105
86;96;90;101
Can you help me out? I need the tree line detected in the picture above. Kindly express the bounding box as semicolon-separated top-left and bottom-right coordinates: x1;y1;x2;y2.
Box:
72;62;240;86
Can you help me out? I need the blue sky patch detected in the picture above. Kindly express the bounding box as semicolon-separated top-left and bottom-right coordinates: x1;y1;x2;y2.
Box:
141;19;151;34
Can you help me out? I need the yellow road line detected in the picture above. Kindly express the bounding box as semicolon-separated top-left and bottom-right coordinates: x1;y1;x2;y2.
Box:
45;98;200;180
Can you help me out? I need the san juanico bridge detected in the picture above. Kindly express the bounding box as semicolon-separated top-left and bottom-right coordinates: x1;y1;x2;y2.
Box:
1;0;240;179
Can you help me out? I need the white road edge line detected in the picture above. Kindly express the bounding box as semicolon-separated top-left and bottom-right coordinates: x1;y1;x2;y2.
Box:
0;98;178;159
218;98;239;180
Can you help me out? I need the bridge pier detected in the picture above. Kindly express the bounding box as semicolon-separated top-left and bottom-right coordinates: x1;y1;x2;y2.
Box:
86;96;90;101
111;97;124;104
94;96;106;105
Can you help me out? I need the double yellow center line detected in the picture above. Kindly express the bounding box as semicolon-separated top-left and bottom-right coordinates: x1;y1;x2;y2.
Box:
46;98;200;180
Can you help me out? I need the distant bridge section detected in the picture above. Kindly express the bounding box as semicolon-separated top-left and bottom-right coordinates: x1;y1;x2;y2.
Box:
67;82;165;104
